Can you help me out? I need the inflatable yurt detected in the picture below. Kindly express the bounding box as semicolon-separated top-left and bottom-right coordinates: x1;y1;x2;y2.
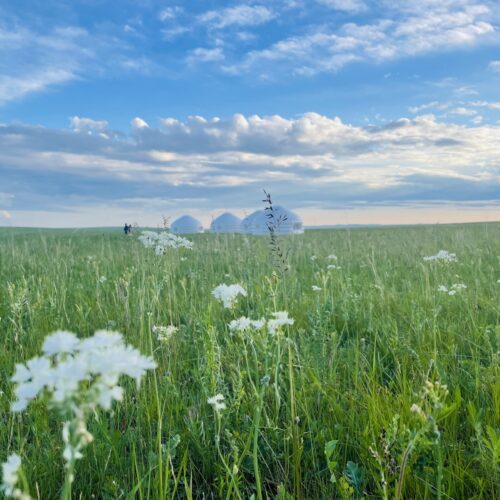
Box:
242;210;264;234
247;206;304;235
171;215;204;234
210;212;243;233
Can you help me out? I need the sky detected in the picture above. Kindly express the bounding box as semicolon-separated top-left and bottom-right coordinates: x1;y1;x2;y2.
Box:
0;0;499;228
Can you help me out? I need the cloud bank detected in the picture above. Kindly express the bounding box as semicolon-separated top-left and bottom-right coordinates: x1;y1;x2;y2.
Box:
1;111;499;226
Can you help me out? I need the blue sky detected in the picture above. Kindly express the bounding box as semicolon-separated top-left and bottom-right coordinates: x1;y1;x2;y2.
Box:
0;0;499;227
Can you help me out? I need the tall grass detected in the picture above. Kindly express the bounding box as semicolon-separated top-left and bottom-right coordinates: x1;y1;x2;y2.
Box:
0;223;498;498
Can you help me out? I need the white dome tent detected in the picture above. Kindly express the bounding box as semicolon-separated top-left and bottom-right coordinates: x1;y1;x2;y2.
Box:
247;206;304;235
210;212;243;233
171;215;204;234
242;210;264;234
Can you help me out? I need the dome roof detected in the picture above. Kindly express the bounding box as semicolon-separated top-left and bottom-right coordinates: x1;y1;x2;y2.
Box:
247;206;304;235
242;210;264;233
171;215;204;234
210;212;243;233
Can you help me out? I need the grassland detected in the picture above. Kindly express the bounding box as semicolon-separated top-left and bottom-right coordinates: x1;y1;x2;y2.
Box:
0;223;499;499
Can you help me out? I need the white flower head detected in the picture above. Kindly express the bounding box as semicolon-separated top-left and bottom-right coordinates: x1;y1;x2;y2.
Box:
267;311;294;335
327;254;338;260
212;284;247;308
152;325;177;342
1;453;22;497
423;250;457;263
228;316;265;332
42;331;80;356
10;330;156;413
410;403;425;418
311;285;322;292
207;393;226;413
139;230;193;253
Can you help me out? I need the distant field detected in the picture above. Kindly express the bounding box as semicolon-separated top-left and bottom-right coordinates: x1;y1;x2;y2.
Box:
0;223;498;498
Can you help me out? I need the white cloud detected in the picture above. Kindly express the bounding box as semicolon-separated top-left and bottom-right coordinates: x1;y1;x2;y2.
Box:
198;5;275;29
187;47;225;63
70;116;109;132
2;113;499;212
489;60;500;71
161;25;191;40
470;100;500;110
317;0;367;13
0;21;148;105
224;2;496;76
449;106;477;115
0;210;12;219
131;117;149;129
408;101;450;113
0;68;76;105
158;6;183;22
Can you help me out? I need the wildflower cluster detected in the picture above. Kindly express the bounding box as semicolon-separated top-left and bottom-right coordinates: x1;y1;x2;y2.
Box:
437;283;467;295
1;454;29;500
212;284;247;308
423;250;457;263
409;380;450;438
9;329;156;493
228;316;265;332
327;264;341;270
152;324;177;342
138;230;193;254
207;393;226;413
11;330;156;413
229;312;294;335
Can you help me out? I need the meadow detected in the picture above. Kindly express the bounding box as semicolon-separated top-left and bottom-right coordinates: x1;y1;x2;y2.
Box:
0;223;498;499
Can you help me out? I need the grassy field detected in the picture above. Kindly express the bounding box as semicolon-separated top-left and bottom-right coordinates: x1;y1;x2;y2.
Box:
0;223;499;499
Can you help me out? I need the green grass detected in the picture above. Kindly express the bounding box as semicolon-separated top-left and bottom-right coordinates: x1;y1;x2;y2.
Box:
0;223;499;498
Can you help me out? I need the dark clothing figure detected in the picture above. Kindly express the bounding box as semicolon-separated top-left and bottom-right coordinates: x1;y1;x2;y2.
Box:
124;223;131;235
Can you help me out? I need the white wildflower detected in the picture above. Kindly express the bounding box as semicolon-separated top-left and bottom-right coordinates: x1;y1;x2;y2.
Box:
311;285;322;292
8;331;156;489
310;255;317;261
328;254;338;260
207;393;226;413
11;330;156;414
410;403;425;418
42;331;79;356
438;283;467;296
327;264;341;270
423;250;457;263
98;276;107;284
212;284;247;308
1;454;21;497
1;453;30;499
228;317;265;332
267;311;294;335
62;419;94;467
152;325;177;342
138;230;193;254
